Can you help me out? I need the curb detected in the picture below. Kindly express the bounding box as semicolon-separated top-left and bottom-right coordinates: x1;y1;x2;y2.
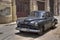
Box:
4;22;16;26
0;22;16;28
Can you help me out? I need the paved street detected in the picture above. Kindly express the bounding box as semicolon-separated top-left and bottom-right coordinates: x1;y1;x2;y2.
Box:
0;16;60;40
0;24;16;40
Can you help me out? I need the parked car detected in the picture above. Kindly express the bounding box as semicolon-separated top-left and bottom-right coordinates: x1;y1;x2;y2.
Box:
16;11;58;35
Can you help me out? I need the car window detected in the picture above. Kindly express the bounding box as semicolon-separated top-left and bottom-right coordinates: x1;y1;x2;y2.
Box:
29;11;42;17
47;12;53;17
49;12;53;17
42;13;47;18
42;12;50;18
46;12;51;17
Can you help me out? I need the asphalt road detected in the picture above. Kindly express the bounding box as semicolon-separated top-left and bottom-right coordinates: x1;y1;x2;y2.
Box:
0;23;60;40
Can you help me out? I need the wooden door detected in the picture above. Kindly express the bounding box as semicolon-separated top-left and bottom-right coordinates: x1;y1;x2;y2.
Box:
37;1;45;10
16;0;30;18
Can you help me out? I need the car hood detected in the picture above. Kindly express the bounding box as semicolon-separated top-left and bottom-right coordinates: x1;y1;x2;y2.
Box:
24;17;44;22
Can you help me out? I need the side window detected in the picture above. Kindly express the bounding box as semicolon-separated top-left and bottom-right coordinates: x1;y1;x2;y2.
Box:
42;13;47;18
42;12;50;18
46;12;50;17
50;12;53;17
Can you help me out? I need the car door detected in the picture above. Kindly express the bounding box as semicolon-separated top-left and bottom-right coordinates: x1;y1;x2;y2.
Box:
44;12;51;30
47;12;52;28
48;12;54;27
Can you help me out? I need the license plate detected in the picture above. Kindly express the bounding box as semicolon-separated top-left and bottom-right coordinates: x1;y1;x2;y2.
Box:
20;28;29;31
20;28;40;32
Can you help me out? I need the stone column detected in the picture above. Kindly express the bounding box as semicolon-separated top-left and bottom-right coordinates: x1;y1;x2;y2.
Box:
0;0;12;23
58;0;60;15
54;0;58;15
12;0;17;22
33;0;38;11
30;0;33;13
45;0;50;11
30;0;38;14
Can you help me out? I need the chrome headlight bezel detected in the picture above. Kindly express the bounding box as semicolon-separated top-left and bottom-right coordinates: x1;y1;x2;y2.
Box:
30;21;35;24
30;21;38;26
34;22;38;26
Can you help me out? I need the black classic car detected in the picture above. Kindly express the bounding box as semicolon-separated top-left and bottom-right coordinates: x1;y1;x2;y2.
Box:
16;11;58;35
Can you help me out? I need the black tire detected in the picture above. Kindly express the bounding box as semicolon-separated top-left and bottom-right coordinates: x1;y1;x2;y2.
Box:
38;26;44;35
52;19;58;28
51;22;56;29
19;30;23;33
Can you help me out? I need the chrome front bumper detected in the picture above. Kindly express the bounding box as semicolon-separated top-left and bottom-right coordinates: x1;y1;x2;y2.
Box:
16;27;40;33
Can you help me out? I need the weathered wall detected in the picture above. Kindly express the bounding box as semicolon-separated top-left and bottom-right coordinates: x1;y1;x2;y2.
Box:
30;0;49;12
0;1;12;23
0;0;16;23
30;0;60;16
12;0;17;22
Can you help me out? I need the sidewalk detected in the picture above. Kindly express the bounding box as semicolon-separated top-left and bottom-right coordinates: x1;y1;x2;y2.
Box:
0;22;16;28
6;22;16;25
53;16;60;37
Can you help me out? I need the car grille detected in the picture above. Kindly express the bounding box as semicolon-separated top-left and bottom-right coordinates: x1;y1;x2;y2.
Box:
24;20;30;22
20;24;38;30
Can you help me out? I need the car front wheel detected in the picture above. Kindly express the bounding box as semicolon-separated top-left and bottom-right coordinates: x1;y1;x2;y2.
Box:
19;30;23;33
51;22;56;29
38;26;44;35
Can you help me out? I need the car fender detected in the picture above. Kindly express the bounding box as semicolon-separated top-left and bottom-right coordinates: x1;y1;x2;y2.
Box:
52;18;58;24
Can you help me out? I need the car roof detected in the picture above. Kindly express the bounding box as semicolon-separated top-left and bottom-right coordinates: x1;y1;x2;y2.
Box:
32;11;47;14
32;11;49;13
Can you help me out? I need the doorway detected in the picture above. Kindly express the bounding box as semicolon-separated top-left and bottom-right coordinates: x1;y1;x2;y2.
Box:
49;0;54;15
37;1;45;10
16;0;30;18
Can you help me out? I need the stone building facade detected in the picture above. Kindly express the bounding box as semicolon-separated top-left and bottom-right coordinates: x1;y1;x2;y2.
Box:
0;0;16;23
16;0;60;18
0;0;60;23
30;0;60;16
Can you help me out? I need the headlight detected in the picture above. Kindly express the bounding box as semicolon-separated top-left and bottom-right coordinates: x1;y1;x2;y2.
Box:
30;21;35;23
30;21;38;26
34;22;38;26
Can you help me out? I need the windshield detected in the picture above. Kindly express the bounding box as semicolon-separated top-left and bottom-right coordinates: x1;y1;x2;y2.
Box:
29;11;45;18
